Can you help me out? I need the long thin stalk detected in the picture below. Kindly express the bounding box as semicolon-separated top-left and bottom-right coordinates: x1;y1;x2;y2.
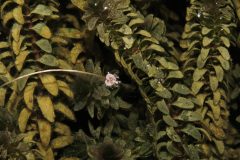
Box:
0;69;105;88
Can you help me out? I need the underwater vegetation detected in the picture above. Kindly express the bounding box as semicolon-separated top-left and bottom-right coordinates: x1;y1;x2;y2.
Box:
1;0;240;159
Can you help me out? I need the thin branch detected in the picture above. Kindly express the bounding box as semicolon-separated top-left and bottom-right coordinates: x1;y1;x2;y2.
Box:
0;69;105;88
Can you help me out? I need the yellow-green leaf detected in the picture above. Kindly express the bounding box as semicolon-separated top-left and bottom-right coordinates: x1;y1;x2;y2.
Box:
217;56;230;70
217;46;230;60
70;43;84;64
3;11;14;26
32;23;52;39
45;147;55;160
39;74;59;96
31;4;53;16
18;107;31;132
71;0;87;10
57;80;74;98
129;18;144;27
201;26;212;35
0;42;9;48
209;76;218;91
147;44;165;52
37;96;55;122
11;23;22;41
0;88;7;107
202;36;213;47
38;119;52;147
12;36;24;55
213;138;224;154
136;30;151;37
24;82;38;110
13;0;24;5
15;50;30;71
57;28;85;39
51;136;73;149
213;65;224;82
13;6;24;24
58;59;73;69
54;122;71;136
60;157;80;160
54;102;76;121
206;100;220;120
220;36;230;47
191;81;204;95
193;68;207;81
172;97;194;109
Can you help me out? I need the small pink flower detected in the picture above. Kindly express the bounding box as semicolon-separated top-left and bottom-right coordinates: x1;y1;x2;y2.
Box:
105;72;120;87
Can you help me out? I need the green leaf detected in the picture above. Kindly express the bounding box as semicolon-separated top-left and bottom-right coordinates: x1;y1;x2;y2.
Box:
88;102;94;118
117;97;132;109
18;68;35;91
156;57;179;70
166;127;181;142
193;68;207;81
181;124;201;141
156;100;169;114
167;71;184;79
150;79;172;99
38;54;59;67
31;4;53;16
132;53;147;72
176;111;202;122
35;39;52;53
167;141;182;156
183;145;200;160
163;115;178;127
172;97;194;109
217;46;230;60
171;83;191;95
